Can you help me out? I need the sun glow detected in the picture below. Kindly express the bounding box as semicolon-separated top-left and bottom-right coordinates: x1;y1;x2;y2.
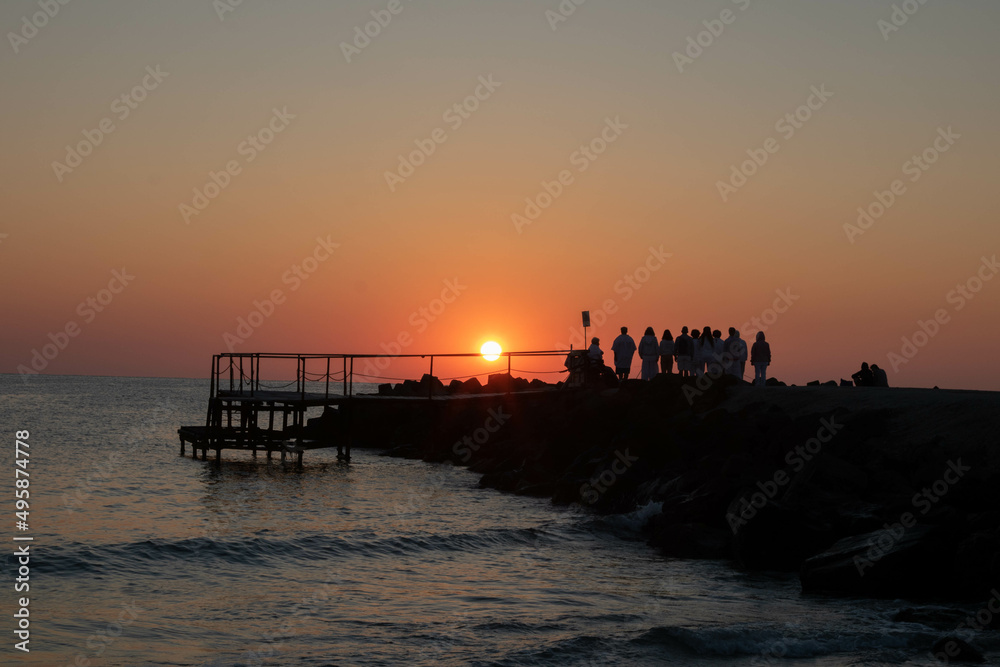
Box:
480;341;502;362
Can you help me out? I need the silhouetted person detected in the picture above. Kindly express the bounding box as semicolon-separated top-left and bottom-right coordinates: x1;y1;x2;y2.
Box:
709;329;725;376
696;326;714;377
872;364;889;388
691;328;702;376
587;337;603;364
675;326;693;377
659;329;674;375
726;328;747;379
611;326;636;381
722;327;737;376
751;331;771;386
638;326;659;380
852;362;874;387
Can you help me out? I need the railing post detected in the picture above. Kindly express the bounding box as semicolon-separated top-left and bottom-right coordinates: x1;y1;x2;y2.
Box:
428;356;434;400
343;357;347;396
507;354;512;395
326;357;330;398
349;357;354;397
300;356;306;400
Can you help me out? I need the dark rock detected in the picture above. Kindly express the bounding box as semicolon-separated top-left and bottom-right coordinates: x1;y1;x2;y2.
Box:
807;380;820;386
930;637;985;663
419;374;446;396
378;383;393;396
649;522;731;559
447;379;463;394
841;379;853;386
801;524;954;597
823;380;838;387
765;378;787;387
460;377;483;394
730;501;834;571
486;373;512;393
953;530;1000;598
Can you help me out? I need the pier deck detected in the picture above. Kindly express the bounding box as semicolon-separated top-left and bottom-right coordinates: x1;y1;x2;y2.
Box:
177;351;569;465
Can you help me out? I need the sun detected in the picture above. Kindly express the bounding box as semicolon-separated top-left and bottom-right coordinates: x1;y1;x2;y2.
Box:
480;341;502;362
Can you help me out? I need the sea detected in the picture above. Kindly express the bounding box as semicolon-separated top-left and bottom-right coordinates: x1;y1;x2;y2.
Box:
1;375;995;666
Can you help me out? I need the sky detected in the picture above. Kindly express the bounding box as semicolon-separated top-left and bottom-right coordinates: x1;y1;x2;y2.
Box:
1;0;998;389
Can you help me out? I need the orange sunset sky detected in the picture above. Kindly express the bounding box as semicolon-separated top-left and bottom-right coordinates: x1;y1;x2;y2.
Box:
1;0;998;389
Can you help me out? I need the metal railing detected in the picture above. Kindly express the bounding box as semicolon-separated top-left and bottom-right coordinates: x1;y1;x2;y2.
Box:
209;350;573;401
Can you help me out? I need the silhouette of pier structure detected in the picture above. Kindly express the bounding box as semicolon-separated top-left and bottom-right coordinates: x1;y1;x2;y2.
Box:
177;350;568;465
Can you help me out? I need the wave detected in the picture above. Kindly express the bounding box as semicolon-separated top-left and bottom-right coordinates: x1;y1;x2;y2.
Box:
634;623;939;658
35;525;558;575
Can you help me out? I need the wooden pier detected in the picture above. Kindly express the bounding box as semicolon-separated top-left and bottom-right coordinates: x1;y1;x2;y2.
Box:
177;350;570;465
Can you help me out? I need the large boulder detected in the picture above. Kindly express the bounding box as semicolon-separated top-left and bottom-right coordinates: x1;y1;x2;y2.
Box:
649;522;730;559
730;500;834;571
800;524;954;596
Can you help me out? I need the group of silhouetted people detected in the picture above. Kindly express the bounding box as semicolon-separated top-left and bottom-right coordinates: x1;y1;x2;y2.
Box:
588;326;774;387
852;362;889;387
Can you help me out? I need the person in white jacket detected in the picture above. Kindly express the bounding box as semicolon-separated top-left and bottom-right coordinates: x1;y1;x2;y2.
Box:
587;337;603;364
611;327;637;380
638;327;660;381
695;326;714;377
658;330;675;375
731;331;748;379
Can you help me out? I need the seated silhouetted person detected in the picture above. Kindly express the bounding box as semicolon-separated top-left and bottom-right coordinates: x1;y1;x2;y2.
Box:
852;362;874;387
871;364;889;387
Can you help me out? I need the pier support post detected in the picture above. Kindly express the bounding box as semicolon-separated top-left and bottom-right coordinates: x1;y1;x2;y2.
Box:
267;449;272;460
215;449;221;463
179;438;185;456
296;450;303;466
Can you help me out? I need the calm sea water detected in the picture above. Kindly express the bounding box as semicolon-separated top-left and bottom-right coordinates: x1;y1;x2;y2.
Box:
0;375;992;666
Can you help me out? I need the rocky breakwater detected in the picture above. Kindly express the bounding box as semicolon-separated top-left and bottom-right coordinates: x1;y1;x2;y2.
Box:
311;374;1000;608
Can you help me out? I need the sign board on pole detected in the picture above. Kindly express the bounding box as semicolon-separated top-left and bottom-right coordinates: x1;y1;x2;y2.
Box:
582;311;591;327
